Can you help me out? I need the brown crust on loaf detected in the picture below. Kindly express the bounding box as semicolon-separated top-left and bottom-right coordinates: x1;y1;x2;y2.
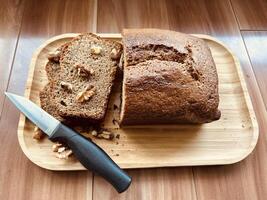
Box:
120;29;220;125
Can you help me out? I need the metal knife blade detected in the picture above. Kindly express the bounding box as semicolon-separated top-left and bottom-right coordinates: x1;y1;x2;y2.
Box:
5;92;60;136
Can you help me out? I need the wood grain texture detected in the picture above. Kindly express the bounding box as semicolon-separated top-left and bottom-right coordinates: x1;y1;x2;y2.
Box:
242;31;267;108
94;168;197;200
231;0;267;30
240;32;267;199
0;0;97;199
0;0;24;117
97;0;267;199
1;0;267;200
97;0;170;31
19;33;258;170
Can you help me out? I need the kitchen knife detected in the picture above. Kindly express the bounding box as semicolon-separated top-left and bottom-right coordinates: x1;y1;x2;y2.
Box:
5;92;131;193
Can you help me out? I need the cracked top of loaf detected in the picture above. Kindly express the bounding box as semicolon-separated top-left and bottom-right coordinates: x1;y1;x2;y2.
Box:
120;29;221;125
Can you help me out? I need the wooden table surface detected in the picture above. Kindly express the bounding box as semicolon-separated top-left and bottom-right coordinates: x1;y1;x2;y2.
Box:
1;0;267;199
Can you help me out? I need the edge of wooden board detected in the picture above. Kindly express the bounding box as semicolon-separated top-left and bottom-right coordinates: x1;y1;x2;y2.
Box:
17;33;259;170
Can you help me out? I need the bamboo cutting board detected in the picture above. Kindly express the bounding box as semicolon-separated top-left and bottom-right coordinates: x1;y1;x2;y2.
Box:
17;33;258;170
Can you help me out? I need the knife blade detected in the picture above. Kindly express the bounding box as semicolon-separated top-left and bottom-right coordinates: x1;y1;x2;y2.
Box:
5;92;131;193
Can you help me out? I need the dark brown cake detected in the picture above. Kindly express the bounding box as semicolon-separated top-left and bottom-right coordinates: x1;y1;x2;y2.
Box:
120;29;221;125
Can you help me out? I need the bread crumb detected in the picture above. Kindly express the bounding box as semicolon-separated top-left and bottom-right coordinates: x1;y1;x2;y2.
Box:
98;131;114;140
91;130;98;136
91;130;114;140
33;127;44;140
56;149;73;159
115;134;120;139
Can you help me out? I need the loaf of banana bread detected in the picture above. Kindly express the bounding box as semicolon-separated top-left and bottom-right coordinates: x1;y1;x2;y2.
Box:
120;29;221;125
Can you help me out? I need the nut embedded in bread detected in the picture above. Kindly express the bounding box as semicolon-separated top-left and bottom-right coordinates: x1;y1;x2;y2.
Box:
76;85;96;103
120;29;221;125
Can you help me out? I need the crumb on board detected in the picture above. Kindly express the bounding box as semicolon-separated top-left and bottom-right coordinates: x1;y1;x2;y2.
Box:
52;143;63;152
56;149;73;159
51;142;73;159
115;134;120;139
91;129;115;140
91;130;98;136
57;147;66;153
33;126;45;140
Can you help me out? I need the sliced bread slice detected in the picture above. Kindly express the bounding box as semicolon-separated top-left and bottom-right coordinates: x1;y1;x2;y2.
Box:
40;44;68;122
50;33;122;122
40;43;66;122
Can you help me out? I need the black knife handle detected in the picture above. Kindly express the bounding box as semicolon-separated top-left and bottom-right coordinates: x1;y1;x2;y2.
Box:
49;123;131;193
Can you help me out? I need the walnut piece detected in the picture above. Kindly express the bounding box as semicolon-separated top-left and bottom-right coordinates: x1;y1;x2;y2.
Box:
57;147;66;153
110;48;122;60
91;130;114;140
75;64;94;77
60;81;73;92
33;126;44;140
100;131;115;140
76;85;95;103
91;45;102;55
53;143;73;159
52;143;63;152
56;149;73;159
91;130;98;136
48;50;61;62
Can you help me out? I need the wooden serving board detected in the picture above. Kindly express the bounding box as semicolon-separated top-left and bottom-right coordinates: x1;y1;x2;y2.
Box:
18;33;258;170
